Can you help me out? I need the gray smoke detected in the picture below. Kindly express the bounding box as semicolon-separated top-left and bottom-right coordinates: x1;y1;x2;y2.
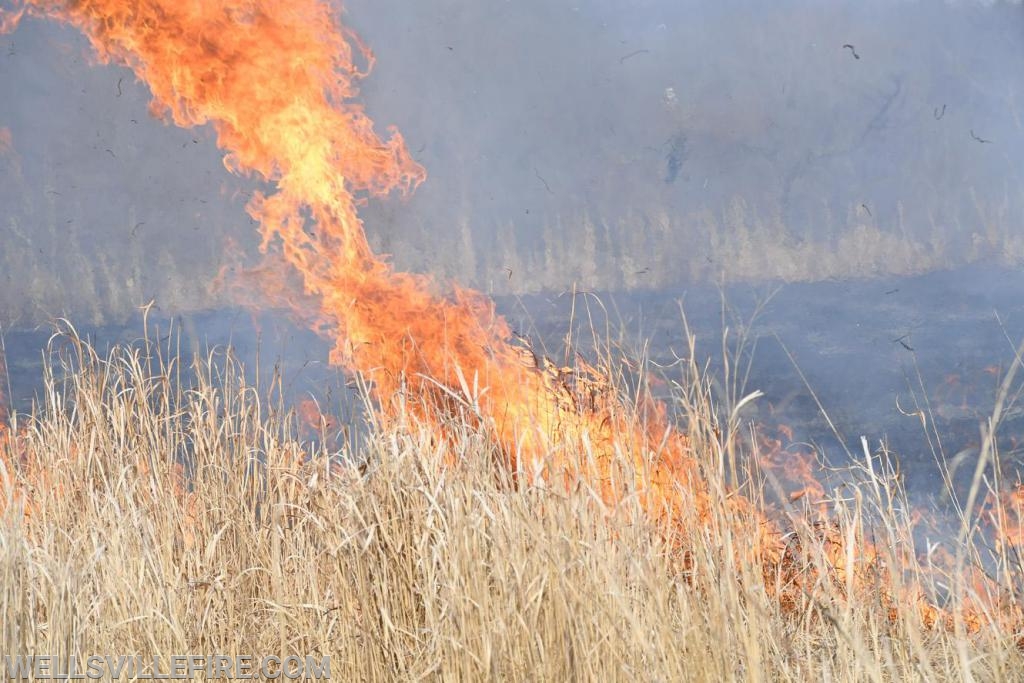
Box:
1;0;1022;325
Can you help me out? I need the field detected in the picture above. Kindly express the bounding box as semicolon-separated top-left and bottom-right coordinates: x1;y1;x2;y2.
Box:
3;2;1024;680
2;327;1023;681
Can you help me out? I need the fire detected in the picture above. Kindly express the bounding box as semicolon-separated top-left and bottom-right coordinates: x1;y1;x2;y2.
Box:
988;482;1024;550
0;330;8;432
0;330;17;516
296;396;344;452
0;0;703;523
756;423;826;509
1;0;1020;641
297;398;334;435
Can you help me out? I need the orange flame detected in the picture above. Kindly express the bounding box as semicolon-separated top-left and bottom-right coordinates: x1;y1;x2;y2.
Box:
757;423;827;509
988;483;1024;550
2;0;1020;639
0;335;8;431
296;397;343;450
0;0;702;522
0;336;17;516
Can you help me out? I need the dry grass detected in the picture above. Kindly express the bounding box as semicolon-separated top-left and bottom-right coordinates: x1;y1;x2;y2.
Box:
1;325;1023;681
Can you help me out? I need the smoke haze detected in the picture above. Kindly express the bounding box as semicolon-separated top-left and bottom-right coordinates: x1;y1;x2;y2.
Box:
1;0;1022;324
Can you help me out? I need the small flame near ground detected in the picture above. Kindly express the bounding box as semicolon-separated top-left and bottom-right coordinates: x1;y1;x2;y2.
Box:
757;423;826;508
0;0;1021;639
988;483;1024;551
0;330;9;434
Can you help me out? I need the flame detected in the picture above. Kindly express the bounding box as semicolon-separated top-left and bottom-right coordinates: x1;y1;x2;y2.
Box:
757;423;826;509
0;337;18;515
297;398;331;434
988;483;1024;550
0;0;704;524
0;333;9;431
2;0;1021;640
0;339;60;522
296;397;344;451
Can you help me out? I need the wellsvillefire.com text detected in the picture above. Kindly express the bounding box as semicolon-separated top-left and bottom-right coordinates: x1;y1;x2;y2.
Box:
2;655;331;680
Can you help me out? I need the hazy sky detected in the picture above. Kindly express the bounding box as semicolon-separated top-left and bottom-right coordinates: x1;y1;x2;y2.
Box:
1;0;1023;324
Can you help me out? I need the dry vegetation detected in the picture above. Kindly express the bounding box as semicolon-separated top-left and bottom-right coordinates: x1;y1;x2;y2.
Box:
1;326;1024;681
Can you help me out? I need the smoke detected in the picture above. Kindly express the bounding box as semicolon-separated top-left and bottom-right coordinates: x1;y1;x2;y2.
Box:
0;0;1022;324
347;0;1024;287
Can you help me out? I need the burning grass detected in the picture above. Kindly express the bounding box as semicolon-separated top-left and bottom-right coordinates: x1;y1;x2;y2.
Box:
2;4;1024;675
1;328;1023;681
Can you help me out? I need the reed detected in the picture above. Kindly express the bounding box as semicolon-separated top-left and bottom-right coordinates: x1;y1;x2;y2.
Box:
0;325;1022;681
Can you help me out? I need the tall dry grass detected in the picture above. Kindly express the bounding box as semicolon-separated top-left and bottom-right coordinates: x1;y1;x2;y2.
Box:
0;323;1022;681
